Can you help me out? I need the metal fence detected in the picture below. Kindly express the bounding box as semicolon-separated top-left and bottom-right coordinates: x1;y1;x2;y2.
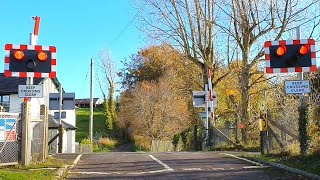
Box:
30;105;48;163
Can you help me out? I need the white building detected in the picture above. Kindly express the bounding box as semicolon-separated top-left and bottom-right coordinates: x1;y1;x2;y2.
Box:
0;73;76;153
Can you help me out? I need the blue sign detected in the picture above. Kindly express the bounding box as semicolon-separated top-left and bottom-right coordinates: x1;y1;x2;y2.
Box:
0;118;17;142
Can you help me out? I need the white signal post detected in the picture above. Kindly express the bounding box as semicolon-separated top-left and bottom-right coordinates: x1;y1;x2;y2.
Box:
27;16;41;88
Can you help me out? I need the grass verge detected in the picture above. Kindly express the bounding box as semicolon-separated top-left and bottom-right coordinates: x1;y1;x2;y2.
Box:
0;169;56;180
243;153;320;175
76;107;106;142
0;157;65;180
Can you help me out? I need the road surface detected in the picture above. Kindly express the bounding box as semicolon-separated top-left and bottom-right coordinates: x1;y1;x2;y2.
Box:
66;151;302;179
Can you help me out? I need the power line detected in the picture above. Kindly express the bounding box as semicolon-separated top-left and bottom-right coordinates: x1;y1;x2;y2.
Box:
77;63;91;96
94;12;139;61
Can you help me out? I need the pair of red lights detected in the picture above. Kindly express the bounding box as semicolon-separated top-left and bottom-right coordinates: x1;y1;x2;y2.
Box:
13;50;48;61
276;45;310;56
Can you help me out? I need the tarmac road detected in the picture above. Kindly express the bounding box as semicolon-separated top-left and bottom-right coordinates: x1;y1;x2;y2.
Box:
66;151;303;179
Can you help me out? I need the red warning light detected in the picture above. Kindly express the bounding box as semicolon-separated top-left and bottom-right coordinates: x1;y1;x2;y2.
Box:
37;51;47;61
14;50;24;60
276;46;287;56
299;45;310;55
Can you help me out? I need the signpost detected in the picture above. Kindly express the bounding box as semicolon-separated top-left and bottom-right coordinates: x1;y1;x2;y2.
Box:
18;85;43;98
285;80;310;94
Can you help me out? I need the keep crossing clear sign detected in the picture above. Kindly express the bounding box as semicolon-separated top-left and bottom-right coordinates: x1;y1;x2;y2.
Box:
285;80;311;94
18;85;43;98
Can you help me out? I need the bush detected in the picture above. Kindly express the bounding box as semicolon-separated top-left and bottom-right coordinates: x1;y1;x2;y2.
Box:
80;138;92;144
98;137;117;150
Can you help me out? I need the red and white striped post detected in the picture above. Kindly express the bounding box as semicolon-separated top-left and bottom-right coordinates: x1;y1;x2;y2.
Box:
25;16;41;102
207;68;215;127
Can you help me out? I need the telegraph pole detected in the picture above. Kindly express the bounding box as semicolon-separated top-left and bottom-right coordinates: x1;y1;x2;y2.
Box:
89;58;94;142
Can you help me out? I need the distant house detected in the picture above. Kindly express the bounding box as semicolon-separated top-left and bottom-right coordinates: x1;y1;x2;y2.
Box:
0;73;77;153
75;98;101;108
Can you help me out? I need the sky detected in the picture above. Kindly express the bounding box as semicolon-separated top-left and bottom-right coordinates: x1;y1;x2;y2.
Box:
0;1;146;99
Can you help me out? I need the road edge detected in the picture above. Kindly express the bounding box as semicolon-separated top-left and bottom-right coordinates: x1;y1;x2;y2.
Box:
221;152;320;180
55;154;83;180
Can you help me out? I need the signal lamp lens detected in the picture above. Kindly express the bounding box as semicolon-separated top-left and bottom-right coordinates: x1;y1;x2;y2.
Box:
37;51;47;61
13;50;24;60
276;46;287;56
26;60;36;70
299;45;310;55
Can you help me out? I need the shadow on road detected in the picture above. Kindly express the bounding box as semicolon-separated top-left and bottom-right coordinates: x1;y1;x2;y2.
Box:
111;143;135;152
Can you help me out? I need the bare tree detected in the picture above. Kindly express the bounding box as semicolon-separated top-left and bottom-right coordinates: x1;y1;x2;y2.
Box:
213;0;320;143
134;0;234;87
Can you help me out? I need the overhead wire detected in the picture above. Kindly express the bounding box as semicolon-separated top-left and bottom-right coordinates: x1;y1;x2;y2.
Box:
94;11;139;62
92;11;140;94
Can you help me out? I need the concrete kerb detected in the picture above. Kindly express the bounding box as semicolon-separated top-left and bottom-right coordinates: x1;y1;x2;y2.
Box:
54;154;83;180
221;152;320;180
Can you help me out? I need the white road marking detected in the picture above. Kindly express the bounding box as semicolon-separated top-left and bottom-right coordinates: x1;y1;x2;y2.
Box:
127;169;170;175
70;171;122;175
30;167;57;170
212;168;225;170
242;166;269;169
148;154;174;171
70;169;172;175
220;153;264;166
73;154;83;165
182;168;202;171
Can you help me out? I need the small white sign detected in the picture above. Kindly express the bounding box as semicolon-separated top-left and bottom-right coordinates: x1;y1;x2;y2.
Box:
18;85;43;98
285;80;311;94
192;91;207;107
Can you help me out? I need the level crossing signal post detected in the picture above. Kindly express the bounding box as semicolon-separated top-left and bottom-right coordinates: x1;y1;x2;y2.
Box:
3;16;59;163
264;36;316;155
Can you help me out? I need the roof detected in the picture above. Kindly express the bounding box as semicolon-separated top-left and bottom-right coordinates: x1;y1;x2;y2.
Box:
48;115;77;130
0;73;63;94
75;98;100;105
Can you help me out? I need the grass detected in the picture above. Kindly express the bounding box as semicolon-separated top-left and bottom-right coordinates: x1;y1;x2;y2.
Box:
0;169;56;180
0;157;65;180
76;107;106;142
243;153;320;175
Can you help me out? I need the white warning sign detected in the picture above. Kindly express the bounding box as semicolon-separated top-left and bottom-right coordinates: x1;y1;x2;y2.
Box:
18;85;43;98
285;80;310;94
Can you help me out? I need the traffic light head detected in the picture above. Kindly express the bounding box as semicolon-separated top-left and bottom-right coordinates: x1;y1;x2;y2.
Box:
4;44;56;78
264;39;316;73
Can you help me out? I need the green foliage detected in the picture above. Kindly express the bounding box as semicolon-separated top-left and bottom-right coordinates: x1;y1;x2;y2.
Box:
298;104;308;156
308;105;320;155
75;108;106;142
80;138;92;144
0;169;56;180
103;99;113;133
108;85;118;133
172;134;180;150
0;157;66;180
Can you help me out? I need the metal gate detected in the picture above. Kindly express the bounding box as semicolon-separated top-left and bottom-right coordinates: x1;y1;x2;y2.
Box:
0;112;20;166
